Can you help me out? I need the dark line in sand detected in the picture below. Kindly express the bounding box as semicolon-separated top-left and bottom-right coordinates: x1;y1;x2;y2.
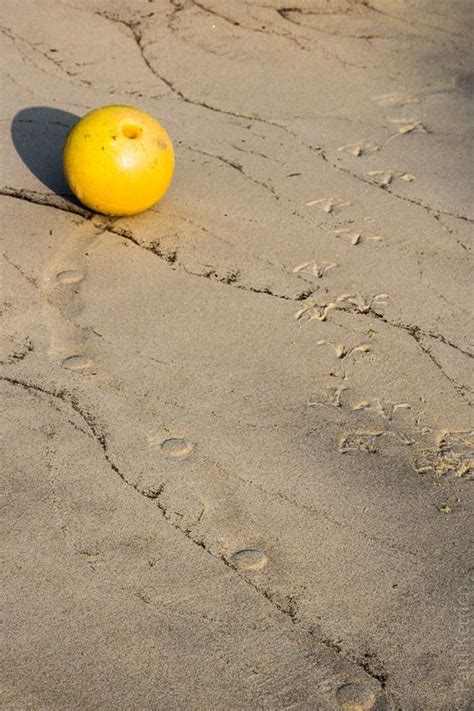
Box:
2;374;391;696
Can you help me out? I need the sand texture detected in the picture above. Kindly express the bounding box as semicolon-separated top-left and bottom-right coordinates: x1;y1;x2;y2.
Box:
1;1;473;709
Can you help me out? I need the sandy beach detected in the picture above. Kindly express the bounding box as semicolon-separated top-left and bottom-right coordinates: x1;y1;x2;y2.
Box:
1;1;473;709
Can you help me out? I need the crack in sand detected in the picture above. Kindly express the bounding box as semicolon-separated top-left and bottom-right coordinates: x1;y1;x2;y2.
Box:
182;144;279;201
321;149;473;223
275;6;374;67
106;223;311;301
7;7;472;228
2;188;470;367
0;188;312;302
363;311;472;360
23;7;470;231
189;0;241;28
361;0;473;43
2;252;39;287
0;336;34;366
358;309;473;403
276;4;387;51
1;374;389;695
240;474;421;559
410;332;473;401
187;0;310;51
433;213;471;253
0;187;92;218
296;290;471;402
89;9;282;127
0;24;93;87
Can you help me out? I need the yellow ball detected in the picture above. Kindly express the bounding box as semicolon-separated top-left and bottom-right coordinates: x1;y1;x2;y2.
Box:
63;105;174;216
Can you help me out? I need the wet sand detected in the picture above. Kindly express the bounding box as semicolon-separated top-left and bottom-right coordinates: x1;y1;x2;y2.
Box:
1;1;473;709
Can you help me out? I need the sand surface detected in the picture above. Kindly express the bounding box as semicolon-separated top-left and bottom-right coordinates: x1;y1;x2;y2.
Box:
1;1;473;709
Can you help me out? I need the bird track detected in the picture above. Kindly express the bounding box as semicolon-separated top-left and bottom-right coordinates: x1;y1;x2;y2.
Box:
1;186;471;394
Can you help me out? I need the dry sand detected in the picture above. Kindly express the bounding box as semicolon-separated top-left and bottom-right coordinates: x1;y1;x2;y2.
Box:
1;1;473;709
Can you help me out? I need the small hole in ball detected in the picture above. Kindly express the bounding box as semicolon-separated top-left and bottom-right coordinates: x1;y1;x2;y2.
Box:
122;123;141;139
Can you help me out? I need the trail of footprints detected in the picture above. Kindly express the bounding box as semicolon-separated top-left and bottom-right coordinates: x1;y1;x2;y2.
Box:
307;331;472;478
52;269;93;371
41;94;469;612
332;102;425;199
46;257;285;627
6;73;466;710
291;264;472;478
293;282;472;477
45;255;276;587
43;107;470;491
296;110;472;479
47;267;93;371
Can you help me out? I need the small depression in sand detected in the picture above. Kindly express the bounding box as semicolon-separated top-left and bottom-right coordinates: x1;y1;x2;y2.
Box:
61;354;92;370
160;437;194;458
335;682;377;710
56;270;84;284
230;548;268;572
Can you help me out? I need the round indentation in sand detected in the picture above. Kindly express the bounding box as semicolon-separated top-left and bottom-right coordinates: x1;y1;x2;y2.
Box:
160;437;193;458
56;270;84;284
335;683;376;710
230;548;268;572
455;72;474;96
61;354;92;370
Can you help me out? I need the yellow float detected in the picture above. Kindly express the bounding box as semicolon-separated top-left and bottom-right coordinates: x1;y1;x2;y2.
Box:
63;105;174;216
